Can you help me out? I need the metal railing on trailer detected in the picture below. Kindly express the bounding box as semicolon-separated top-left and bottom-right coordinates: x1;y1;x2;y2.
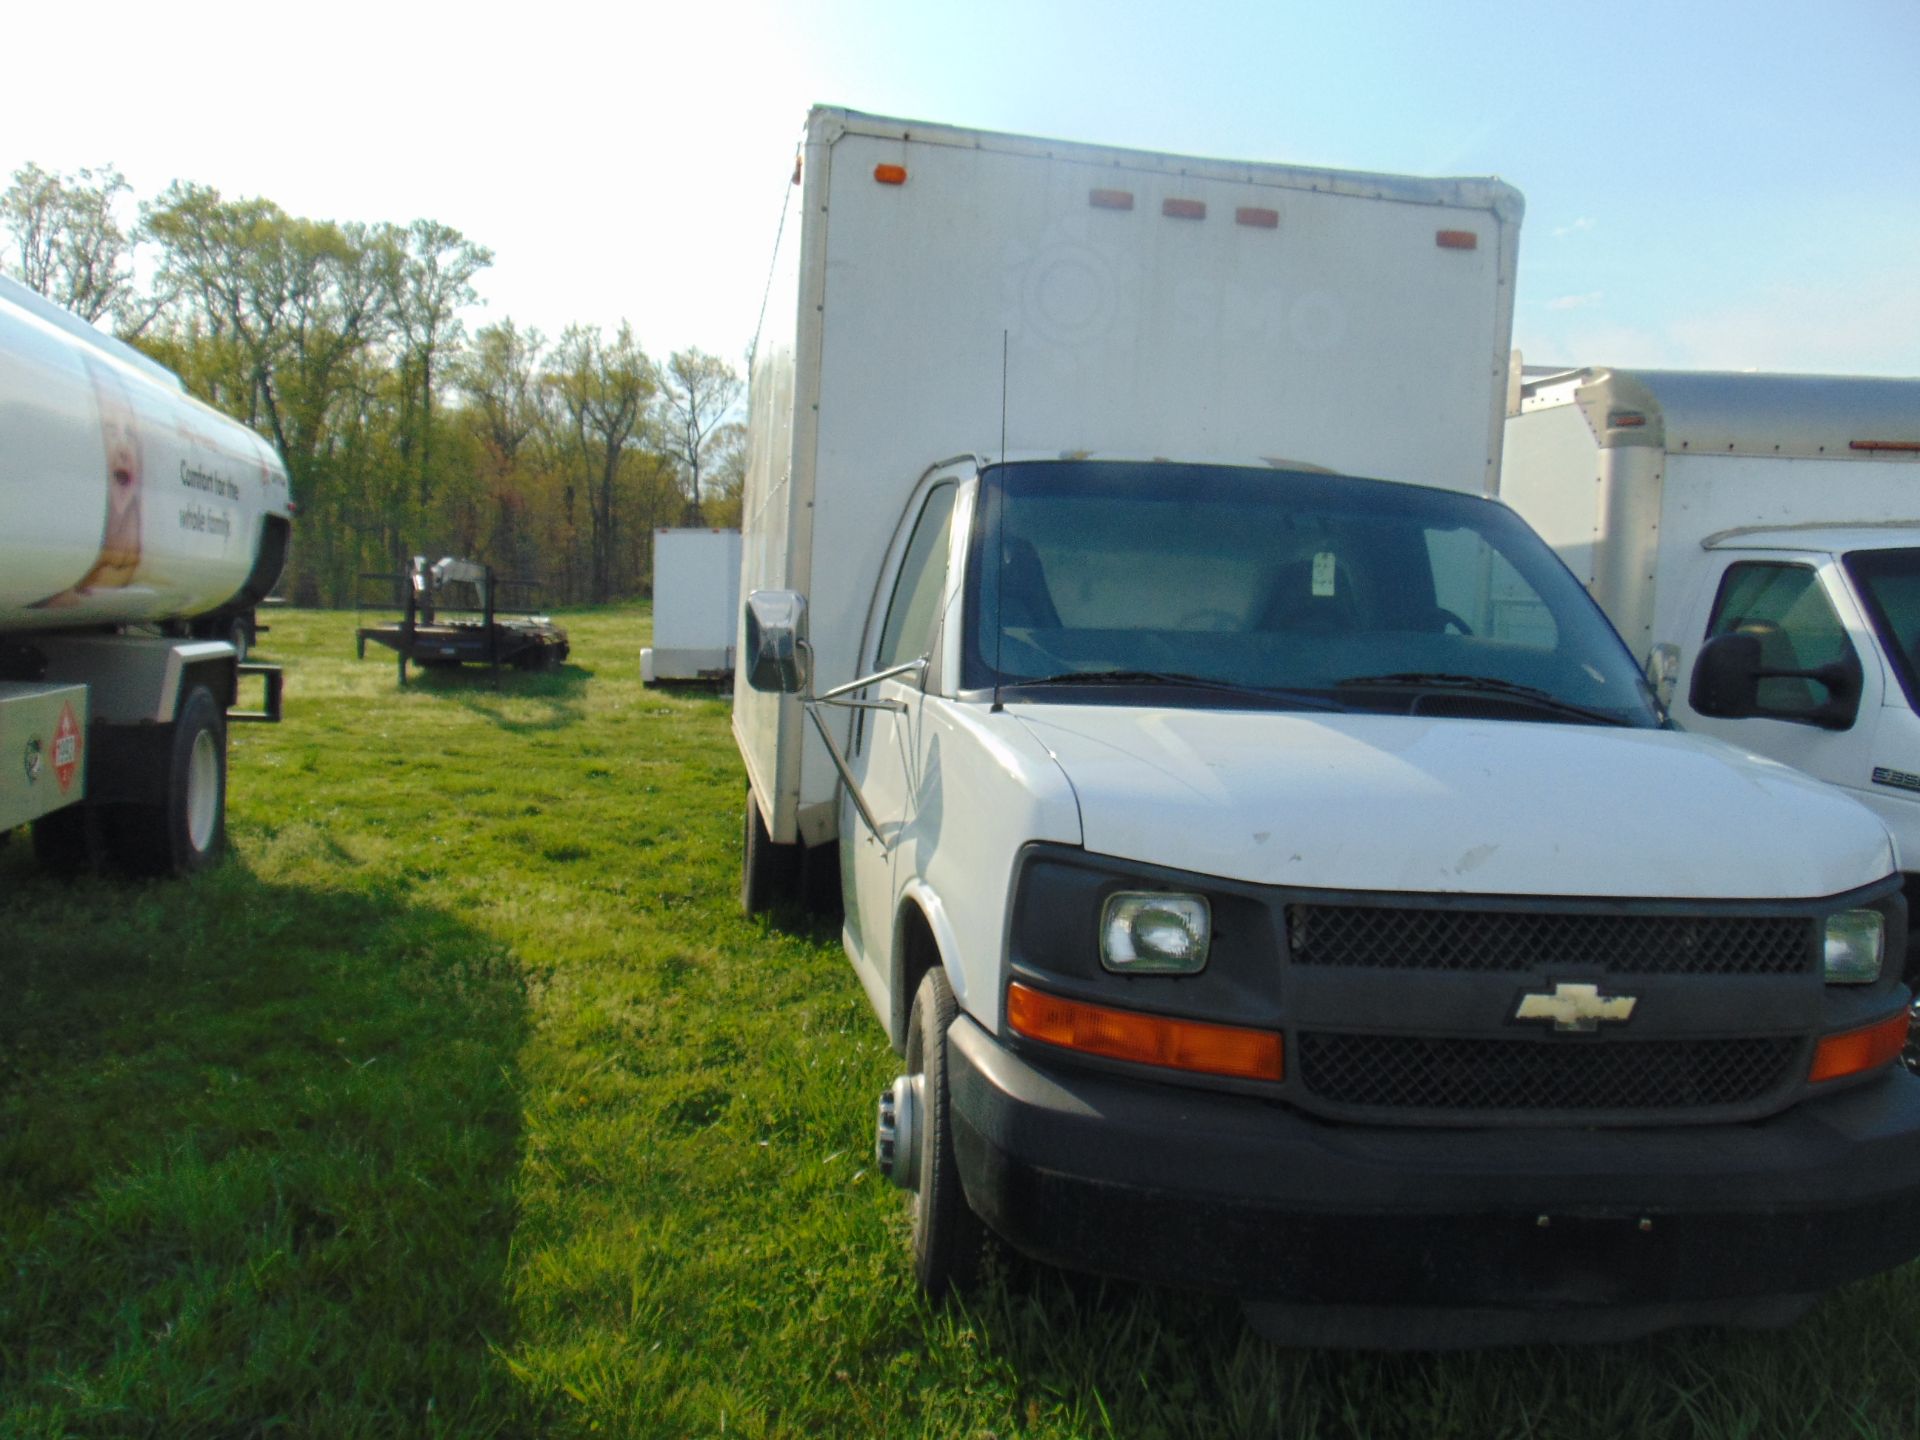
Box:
354;556;568;684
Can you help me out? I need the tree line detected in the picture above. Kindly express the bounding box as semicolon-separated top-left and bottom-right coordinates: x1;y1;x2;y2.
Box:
2;162;746;606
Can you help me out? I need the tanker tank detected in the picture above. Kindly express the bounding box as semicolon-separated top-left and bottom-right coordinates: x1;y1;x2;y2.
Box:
0;274;292;633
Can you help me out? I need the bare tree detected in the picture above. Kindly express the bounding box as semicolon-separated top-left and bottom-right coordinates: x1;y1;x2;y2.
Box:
658;348;742;524
1;162;140;325
548;324;655;602
381;219;492;525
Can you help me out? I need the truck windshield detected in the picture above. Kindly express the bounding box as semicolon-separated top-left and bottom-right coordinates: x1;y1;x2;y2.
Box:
1843;548;1920;715
963;461;1659;726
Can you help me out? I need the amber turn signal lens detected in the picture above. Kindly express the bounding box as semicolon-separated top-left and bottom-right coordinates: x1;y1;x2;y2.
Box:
873;164;907;185
1435;229;1478;250
1006;981;1283;1082
1809;1010;1911;1083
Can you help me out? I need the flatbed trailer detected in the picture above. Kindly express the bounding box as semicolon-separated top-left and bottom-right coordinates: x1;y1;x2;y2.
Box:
356;556;567;683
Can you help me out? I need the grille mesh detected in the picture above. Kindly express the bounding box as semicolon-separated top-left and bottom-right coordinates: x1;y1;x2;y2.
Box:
1297;1032;1800;1112
1286;905;1810;976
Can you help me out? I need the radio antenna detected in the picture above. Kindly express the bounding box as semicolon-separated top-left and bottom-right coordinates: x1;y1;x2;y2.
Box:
991;330;1008;713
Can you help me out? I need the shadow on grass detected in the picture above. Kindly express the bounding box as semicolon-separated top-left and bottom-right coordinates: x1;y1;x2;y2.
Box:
403;661;591;734
946;1195;1920;1439
642;677;732;699
0;856;545;1437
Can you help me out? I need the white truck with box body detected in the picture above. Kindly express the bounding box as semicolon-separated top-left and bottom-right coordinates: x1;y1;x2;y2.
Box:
733;109;1920;1345
1501;367;1920;929
1;274;290;875
641;527;743;683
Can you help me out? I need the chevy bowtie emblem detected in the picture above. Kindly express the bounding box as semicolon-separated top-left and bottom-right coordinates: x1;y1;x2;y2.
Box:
1514;982;1638;1034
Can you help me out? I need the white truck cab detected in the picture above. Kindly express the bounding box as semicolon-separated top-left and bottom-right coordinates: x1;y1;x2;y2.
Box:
1502;367;1920;924
734;112;1920;1346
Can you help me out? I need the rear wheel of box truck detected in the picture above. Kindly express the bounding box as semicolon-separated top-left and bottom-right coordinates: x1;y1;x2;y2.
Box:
741;787;797;915
105;684;227;876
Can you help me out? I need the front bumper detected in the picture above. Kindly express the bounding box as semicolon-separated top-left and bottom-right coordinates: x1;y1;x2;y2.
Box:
947;1015;1920;1309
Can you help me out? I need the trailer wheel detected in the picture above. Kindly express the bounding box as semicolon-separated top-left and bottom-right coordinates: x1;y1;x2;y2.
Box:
227;615;251;663
901;967;985;1298
107;685;227;876
741;788;796;915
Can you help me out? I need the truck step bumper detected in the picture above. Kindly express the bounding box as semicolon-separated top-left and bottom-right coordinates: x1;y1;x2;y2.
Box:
946;1014;1920;1310
229;663;283;723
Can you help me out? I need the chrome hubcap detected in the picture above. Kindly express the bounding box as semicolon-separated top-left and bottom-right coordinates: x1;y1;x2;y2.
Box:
185;730;219;853
876;1073;923;1191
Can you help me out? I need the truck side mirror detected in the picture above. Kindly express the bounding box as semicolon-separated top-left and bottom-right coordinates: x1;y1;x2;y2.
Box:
744;589;811;694
1690;633;1762;719
1690;632;1862;731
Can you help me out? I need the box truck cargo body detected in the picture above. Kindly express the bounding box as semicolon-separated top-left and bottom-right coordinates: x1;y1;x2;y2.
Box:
0;274;289;875
734;110;1920;1344
1501;367;1920;919
738;109;1524;851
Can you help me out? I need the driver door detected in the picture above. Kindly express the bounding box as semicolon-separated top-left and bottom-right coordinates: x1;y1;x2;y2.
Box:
842;478;960;978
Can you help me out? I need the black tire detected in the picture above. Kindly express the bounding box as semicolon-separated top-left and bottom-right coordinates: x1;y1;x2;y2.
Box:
105;685;227;876
904;968;985;1298
228;615;251;663
32;803;103;876
740;789;796;916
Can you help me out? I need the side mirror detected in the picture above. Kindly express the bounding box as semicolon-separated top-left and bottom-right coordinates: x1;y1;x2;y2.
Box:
1690;632;1762;719
744;589;811;694
1690;631;1862;731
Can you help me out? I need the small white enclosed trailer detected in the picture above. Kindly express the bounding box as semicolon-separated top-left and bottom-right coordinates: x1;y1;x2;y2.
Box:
642;528;743;682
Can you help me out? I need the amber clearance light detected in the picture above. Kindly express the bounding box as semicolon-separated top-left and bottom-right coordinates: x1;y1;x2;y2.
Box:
1809;1010;1911;1084
1006;981;1283;1082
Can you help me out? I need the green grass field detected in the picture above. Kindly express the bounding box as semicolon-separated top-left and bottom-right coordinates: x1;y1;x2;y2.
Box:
4;607;1920;1438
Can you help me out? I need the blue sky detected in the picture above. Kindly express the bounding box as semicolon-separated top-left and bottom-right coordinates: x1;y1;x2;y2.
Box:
6;0;1916;374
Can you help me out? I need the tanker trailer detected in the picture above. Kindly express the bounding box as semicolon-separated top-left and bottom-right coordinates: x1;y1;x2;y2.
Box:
0;274;291;875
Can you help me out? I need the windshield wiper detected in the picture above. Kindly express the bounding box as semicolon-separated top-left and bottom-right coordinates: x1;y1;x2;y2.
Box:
1333;672;1630;726
1007;670;1346;711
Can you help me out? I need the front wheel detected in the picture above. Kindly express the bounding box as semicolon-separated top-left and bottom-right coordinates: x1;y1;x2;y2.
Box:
898;968;986;1298
105;685;227;876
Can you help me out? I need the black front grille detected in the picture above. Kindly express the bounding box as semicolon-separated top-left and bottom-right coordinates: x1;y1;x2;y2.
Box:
1297;1032;1801;1113
1286;905;1810;976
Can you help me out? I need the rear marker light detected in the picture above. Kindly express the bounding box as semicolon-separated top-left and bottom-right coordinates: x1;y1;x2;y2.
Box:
1851;440;1920;453
873;164;907;185
1162;198;1206;220
1436;229;1479;250
1809;1010;1911;1083
1089;188;1135;211
1006;981;1283;1082
1236;206;1279;229
1609;410;1647;428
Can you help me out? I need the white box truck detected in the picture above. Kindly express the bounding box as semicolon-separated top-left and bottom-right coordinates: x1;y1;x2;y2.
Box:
733;108;1920;1345
1;274;290;875
1501;366;1920;927
641;527;742;683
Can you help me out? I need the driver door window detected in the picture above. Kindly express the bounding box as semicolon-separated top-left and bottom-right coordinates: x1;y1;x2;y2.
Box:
1705;563;1856;718
876;485;958;670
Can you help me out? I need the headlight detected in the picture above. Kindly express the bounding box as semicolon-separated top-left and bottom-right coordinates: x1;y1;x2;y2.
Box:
1823;910;1885;984
1101;892;1211;974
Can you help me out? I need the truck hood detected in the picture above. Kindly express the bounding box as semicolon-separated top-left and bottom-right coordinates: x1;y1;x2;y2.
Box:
1010;705;1895;899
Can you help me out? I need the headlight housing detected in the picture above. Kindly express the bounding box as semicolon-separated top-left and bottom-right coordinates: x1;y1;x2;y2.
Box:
1823;909;1885;984
1101;892;1211;974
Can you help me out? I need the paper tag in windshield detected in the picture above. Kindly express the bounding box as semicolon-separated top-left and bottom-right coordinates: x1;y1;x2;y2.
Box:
1311;552;1336;597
